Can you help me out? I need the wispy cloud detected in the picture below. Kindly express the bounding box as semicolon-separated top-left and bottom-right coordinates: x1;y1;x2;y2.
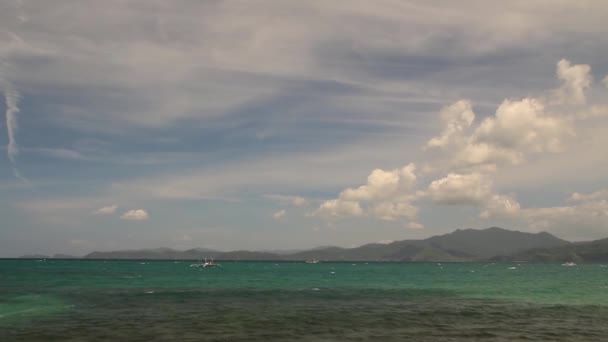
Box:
264;194;309;207
3;84;19;163
1;80;27;182
2;1;608;253
1;28;29;183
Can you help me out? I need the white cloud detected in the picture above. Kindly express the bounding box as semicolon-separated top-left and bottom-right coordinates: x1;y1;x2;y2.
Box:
569;189;608;202
479;194;521;219
406;222;424;230
426;60;589;174
316;163;418;220
428;173;491;205
272;209;286;219
340;165;416;202
120;209;149;221
554;59;592;105
429;96;574;173
291;196;308;207
2;83;20;163
94;205;118;215
427;172;520;219
474;98;572;155
1;33;21;163
603;75;608;89
1;79;28;182
318;199;364;218
427;100;475;149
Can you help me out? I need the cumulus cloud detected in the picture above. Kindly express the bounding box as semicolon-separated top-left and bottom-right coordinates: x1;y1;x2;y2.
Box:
425;60;592;174
428;173;492;205
272;209;286;219
318;199;364;217
317;164;418;220
427;100;475;149
554;59;592;105
318;58;603;232
428;97;574;173
120;209;149;221
94;205;118;215
479;194;522;219
427;173;520;218
474;98;572;155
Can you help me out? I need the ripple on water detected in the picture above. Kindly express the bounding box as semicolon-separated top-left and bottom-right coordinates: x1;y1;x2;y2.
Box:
0;294;68;325
2;288;608;341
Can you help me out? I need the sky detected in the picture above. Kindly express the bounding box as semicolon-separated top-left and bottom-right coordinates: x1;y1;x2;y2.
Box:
1;1;608;257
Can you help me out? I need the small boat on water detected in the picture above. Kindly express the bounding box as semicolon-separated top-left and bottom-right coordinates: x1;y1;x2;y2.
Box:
561;261;576;267
305;259;320;264
190;258;220;268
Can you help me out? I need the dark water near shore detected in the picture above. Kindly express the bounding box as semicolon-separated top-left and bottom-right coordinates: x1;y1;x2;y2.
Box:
1;260;608;341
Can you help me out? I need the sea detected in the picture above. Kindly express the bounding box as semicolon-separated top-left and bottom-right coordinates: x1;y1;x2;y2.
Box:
1;260;607;341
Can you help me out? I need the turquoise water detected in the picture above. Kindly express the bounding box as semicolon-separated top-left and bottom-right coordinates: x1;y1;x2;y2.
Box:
1;260;608;341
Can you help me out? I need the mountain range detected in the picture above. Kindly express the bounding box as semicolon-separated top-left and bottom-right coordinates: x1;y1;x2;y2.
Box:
21;227;605;262
491;237;608;263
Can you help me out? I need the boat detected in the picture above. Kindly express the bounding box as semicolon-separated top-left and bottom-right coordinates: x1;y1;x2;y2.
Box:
190;258;220;268
305;259;320;264
561;261;576;267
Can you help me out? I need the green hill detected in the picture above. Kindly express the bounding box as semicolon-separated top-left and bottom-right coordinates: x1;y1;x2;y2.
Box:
288;227;568;262
491;238;608;263
76;227;576;262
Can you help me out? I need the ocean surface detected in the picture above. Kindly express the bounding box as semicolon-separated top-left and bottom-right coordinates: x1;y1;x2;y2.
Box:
1;260;608;341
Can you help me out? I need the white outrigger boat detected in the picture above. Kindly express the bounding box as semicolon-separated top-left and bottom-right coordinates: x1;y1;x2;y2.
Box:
190;258;220;268
305;259;320;264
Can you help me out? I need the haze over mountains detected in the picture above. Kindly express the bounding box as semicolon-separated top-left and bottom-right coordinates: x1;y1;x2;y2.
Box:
19;227;605;262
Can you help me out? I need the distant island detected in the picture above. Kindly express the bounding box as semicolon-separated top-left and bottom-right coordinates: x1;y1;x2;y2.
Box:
17;227;608;263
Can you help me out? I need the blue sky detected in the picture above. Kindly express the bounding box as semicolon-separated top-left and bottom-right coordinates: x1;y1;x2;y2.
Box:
1;1;608;256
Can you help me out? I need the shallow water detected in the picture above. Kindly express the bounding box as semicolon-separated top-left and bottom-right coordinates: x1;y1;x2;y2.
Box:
1;260;607;341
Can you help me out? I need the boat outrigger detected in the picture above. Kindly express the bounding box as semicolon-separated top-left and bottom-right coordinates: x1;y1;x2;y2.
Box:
190;258;220;268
